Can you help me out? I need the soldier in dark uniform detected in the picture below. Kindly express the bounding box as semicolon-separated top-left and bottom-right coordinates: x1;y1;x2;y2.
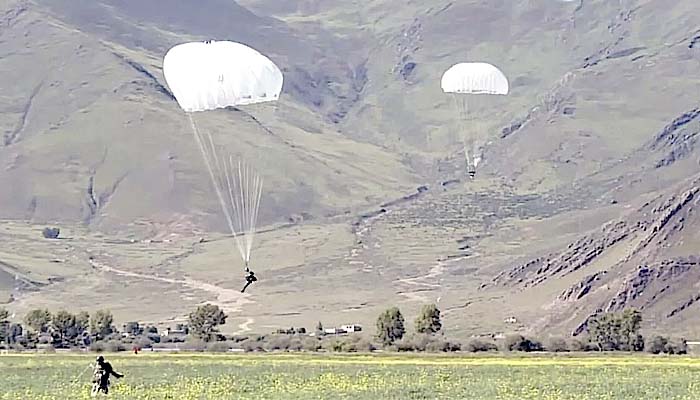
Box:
91;356;124;396
241;267;257;293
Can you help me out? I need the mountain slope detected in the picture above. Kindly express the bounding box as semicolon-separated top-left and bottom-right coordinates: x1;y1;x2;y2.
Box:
0;0;417;233
488;172;700;337
2;0;700;337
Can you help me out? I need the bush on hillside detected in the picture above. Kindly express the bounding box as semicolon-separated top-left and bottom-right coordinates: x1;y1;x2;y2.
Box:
42;227;60;239
503;334;543;352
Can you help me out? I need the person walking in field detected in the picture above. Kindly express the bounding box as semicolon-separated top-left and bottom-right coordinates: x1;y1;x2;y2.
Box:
91;356;124;396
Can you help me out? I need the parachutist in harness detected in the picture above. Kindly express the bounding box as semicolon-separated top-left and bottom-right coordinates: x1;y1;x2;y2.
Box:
91;356;124;396
164;42;272;285
241;267;257;293
467;149;479;179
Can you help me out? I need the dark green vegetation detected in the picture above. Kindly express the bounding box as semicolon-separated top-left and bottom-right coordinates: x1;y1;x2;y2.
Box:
1;304;688;357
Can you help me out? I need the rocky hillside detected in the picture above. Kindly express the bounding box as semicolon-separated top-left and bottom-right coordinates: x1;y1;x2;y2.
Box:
488;172;700;336
0;0;417;234
1;0;700;337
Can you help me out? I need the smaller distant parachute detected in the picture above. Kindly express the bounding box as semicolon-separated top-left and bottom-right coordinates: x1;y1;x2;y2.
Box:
441;63;509;96
441;62;509;178
163;40;283;269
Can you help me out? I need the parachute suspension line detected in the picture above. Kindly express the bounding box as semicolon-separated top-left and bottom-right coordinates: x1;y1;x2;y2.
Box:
238;161;249;262
450;94;474;176
250;168;263;261
462;95;476;174
245;161;264;264
237;161;248;261
187;113;241;253
225;157;264;266
449;95;478;237
223;156;248;263
189;114;263;265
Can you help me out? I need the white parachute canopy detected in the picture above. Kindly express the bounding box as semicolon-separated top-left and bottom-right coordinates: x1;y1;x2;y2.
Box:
441;62;509;177
163;40;282;268
163;40;283;112
441;62;509;96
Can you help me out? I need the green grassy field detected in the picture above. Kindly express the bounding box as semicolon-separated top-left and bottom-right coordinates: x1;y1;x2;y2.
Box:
1;353;699;399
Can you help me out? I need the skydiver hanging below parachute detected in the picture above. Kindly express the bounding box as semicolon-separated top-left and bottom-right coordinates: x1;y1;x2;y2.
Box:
163;40;283;292
241;266;257;293
441;62;509;179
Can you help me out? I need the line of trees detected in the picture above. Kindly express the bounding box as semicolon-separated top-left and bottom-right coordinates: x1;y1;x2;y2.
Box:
363;306;687;354
376;304;443;345
0;304;231;351
485;309;687;355
586;309;687;354
0;304;689;355
0;307;120;350
373;304;460;352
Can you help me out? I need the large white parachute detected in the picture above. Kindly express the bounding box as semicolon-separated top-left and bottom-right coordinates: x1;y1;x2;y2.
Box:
441;62;509;177
163;40;282;269
164;40;283;112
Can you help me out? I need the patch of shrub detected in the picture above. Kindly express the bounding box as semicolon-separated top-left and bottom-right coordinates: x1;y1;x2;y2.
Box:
301;337;321;352
665;338;688;355
10;343;26;351
546;337;569;352
207;341;232;353
274;327;307;335
568;337;596;352
89;342;105;353
646;335;668;355
465;339;498;353
42;227;60;239
37;344;55;353
321;338;339;352
104;340;127;352
104;333;122;342
241;337;265;352
426;338;461;353
144;325;158;334
503;334;544;352
184;338;207;352
37;335;54;345
647;335;688;355
395;334;459;353
89;340;124;353
286;337;304;352
134;337;154;349
383;344;398;352
160;335;185;344
396;334;430;352
322;334;375;353
229;335;249;343
261;335;287;351
568;338;585;352
145;334;161;344
262;335;305;352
